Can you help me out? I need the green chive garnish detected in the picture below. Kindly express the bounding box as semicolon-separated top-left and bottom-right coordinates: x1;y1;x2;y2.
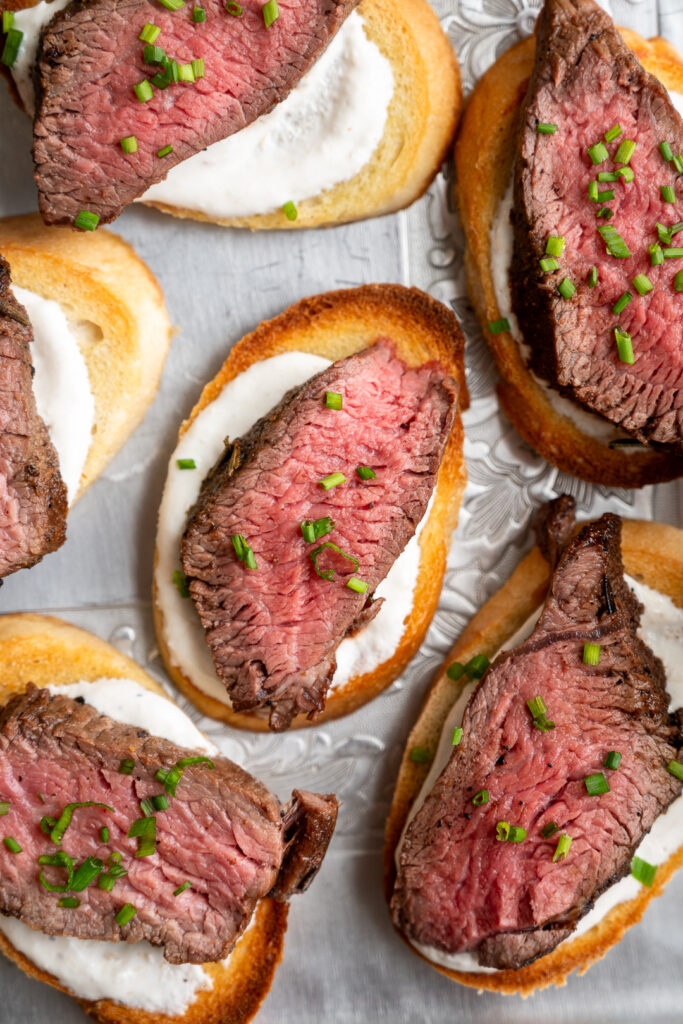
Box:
115;903;137;926
152;794;170;811
262;0;278;25
128;816;157;858
588;141;609;165
324;391;342;410
225;0;242;12
318;472;346;491
356;466;376;480
536;123;557;134
139;22;161;42
100;826;109;843
588;181;599;202
120;136;138;154
614;327;635;364
309;541;358;581
612;291;632;315
603;750;622;770
632;274;653;295
597;171;619;182
178;63;195;82
616;166;635;182
597;208;614;220
451;727;463;746
409;746;431;764
139;797;156;818
172;569;190;597
539;257;559;273
674;270;683;292
192;5;206;20
631;856;657;887
446;661;465;680
155;757;214;797
464;654;490;679
557;278;576;300
657;222;673;245
660;141;674;162
157;144;174;158
59;896;80;908
174;881;192;896
282;201;298;221
177;458;196;469
346;577;368;594
661;185;676;204
2;11;13;31
118;758;135;775
598;224;631;258
614;139;636;164
157;0;185;9
74;210;100;231
301;517;334;543
488;318;510;334
508;826;527;843
143;44;166;64
663;247;683;258
191;58;204;78
584;772;610;796
231;534;257;570
71;856;104;891
545;235;565;257
587;266;599;288
527;695;548;719
582;642;601;665
495;821;510;841
134;79;154;103
38;850;74;891
604;124;622;143
674;154;683;173
49;802;113;846
1;27;23;68
666;759;683;781
552;833;572;862
472;789;489;806
0;802;9;816
650;243;665;266
540;821;559;838
597;189;615;203
3;837;21;854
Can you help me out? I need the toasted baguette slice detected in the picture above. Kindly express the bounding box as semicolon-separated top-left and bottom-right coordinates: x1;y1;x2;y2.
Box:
455;29;683;487
0;613;288;1024
154;283;468;730
384;518;683;995
0;214;171;501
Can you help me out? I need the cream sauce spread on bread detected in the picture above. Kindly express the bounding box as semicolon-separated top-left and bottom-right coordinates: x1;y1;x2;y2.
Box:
12;6;393;218
0;679;215;1012
402;578;683;974
14;287;95;504
155;352;429;708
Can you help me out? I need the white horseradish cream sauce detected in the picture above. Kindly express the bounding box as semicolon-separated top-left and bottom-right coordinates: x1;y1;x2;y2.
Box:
0;678;216;1012
12;5;394;219
155;351;431;707
14;286;95;504
402;578;683;974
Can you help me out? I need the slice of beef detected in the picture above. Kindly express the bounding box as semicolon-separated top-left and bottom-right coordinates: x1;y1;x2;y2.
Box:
0;686;338;963
510;0;683;453
33;0;358;226
181;339;458;731
0;256;67;579
391;500;682;970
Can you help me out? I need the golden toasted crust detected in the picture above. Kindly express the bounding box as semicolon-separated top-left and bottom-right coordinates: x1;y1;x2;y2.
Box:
454;31;683;487
0;612;288;1024
154;283;468;730
384;519;683;994
0;214;171;499
143;0;460;228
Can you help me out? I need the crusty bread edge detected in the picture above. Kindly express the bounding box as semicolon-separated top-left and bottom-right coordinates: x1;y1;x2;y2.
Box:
0;613;287;1024
0;214;172;500
144;0;461;229
384;519;683;995
454;31;683;487
153;283;468;730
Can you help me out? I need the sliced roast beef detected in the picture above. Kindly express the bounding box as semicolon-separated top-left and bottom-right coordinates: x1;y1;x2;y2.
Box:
391;499;682;970
0;257;67;579
0;685;338;963
511;0;683;453
181;339;458;731
33;0;358;226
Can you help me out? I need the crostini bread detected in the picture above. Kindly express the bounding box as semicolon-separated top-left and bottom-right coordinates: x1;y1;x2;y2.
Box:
154;283;468;730
0;612;289;1024
384;517;683;994
0;214;171;501
455;24;683;487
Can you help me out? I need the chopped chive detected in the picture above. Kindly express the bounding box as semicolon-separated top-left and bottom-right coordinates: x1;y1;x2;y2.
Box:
598;224;631;258
603;750;622;770
661;185;676;204
128;816;157;858
464;654;490;679
176;457;196;469
176;62;193;82
2;10;13;31
74;210;100;231
451;727;463;746
674;154;683;174
192;4;206;20
508;826;527;843
190;57;204;78
616;166;635;183
632;273;653;295
539;258;559;273
49;802;113;846
587;266;599;288
495;821;510;842
487;318;510;334
674;271;683;292
157;0;185;8
58;896;80;908
139;798;156;818
631;856;657;887
526;695;547;719
553;833;572;862
537;122;557;134
604;124;622;143
139;22;161;42
172;569;190;597
231;534;257;570
1;27;22;68
120;136;138;154
657;221;673;245
38;850;74;891
650;243;665;266
670;222;683;236
309;541;358;581
174;881;192;896
282;201;298;221
152;794;170;811
614;327;635;364
97;873;117;892
660;141;674;162
40;816;56;835
588;180;599;202
156;757;214;798
409;746;431;764
666;759;683;781
597;189;615;202
71;856;104;891
597;207;614;220
262;0;278;25
597;171;619;182
346;577;368;594
446;661;465;681
557;277;576;299
0;802;9;816
300;517;334;543
472;789;489;806
356;466;376;481
582;642;601;665
614;139;636;165
115;903;137;926
3;837;21;854
663;247;683;258
157;144;174;158
324;391;343;410
118;758;135;775
143;43;166;63
225;0;242;12
150;71;170;89
545;235;565;257
100;826;109;843
584;772;610;796
318;472;346;491
612;290;632;315
588;141;609;165
540;821;559;838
